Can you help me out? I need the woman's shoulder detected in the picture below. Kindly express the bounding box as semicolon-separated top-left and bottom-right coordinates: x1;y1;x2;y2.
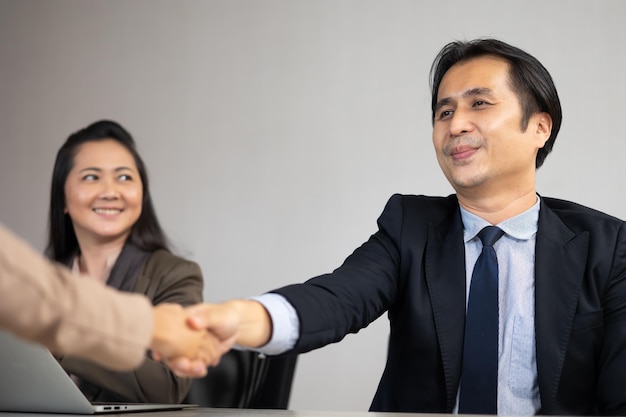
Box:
137;249;203;304
144;249;201;275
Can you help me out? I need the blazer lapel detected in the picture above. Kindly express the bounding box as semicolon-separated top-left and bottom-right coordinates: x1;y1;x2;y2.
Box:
534;201;589;412
425;208;467;411
106;243;151;292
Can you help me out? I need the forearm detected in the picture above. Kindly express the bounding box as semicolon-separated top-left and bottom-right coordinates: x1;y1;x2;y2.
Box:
0;224;151;370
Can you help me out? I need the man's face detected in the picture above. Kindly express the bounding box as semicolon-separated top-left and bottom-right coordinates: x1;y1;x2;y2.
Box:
432;56;550;200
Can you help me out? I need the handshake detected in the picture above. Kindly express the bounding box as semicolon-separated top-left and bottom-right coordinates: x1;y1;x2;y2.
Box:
0;223;274;379
149;300;272;378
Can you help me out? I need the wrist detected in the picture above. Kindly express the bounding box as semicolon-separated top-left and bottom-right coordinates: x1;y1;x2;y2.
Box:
232;299;273;348
149;305;167;352
149;303;184;356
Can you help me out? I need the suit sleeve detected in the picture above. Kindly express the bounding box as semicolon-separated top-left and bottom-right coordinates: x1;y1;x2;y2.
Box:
60;256;203;403
597;221;626;414
0;223;152;371
272;194;404;353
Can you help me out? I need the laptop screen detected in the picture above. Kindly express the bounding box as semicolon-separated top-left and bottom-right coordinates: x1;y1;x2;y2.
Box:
0;331;196;414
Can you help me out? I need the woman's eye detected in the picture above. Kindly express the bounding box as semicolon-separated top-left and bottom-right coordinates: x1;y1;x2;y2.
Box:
82;174;97;181
118;174;132;181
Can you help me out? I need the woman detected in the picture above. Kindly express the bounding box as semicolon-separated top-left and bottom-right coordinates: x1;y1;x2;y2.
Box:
45;120;203;403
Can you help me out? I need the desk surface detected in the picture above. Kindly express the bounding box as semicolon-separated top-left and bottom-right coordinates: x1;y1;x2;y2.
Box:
0;408;429;417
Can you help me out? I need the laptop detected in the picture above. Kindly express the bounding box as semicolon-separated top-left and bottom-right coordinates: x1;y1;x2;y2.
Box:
0;330;198;414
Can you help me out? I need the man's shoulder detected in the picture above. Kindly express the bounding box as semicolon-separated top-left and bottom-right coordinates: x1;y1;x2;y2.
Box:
377;193;459;232
385;193;458;216
542;197;623;222
541;196;624;233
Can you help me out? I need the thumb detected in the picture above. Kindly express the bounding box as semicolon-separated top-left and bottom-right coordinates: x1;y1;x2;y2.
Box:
185;303;220;330
186;314;205;330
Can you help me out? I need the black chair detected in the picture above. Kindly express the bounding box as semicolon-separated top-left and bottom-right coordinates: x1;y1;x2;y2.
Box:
183;350;298;409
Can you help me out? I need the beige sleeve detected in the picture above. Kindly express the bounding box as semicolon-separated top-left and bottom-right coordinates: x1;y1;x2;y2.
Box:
0;223;153;371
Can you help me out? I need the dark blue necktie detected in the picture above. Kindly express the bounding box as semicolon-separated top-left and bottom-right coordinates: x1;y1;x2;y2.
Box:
459;226;504;415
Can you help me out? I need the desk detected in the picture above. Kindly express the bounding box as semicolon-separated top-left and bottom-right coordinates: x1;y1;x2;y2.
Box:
0;408;425;417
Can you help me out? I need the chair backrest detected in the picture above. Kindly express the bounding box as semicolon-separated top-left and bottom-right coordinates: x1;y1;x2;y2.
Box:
248;353;298;409
183;350;298;409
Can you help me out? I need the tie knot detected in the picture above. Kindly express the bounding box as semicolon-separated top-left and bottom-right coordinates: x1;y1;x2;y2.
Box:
478;226;504;247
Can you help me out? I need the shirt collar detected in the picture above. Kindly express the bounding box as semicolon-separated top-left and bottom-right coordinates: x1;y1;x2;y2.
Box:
460;195;540;243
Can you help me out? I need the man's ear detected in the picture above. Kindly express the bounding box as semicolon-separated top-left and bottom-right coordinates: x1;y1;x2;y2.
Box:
535;112;553;148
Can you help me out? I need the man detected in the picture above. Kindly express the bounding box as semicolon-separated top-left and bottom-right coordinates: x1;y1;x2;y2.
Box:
0;223;225;375
184;39;626;415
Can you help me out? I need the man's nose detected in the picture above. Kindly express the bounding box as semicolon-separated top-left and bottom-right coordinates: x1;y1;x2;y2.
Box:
449;109;475;136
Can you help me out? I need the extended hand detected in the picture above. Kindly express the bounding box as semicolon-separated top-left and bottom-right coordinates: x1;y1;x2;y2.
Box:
162;300;272;377
186;300;272;348
149;303;231;377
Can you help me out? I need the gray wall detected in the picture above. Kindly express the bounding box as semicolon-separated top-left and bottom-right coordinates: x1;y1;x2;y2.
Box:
1;0;624;411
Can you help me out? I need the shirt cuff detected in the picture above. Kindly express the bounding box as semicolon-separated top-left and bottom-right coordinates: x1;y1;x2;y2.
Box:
244;293;299;355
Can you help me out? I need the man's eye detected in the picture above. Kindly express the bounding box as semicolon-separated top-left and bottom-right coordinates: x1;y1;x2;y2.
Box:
473;100;486;107
439;110;453;120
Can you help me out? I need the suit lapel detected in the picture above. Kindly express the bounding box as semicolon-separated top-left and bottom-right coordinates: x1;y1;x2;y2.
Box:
106;242;151;292
425;208;467;411
534;201;589;412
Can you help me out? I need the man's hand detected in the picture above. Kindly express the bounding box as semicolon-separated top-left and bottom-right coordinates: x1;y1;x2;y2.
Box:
185;300;272;348
149;303;231;377
158;300;272;377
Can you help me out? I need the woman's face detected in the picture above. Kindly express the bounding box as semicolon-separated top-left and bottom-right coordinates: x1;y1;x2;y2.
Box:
64;139;143;246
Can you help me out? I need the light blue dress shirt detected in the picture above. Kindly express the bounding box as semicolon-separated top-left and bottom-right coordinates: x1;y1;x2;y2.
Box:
458;199;541;415
253;197;542;415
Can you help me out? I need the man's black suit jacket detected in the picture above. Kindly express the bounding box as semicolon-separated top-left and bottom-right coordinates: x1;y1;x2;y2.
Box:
272;194;626;415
